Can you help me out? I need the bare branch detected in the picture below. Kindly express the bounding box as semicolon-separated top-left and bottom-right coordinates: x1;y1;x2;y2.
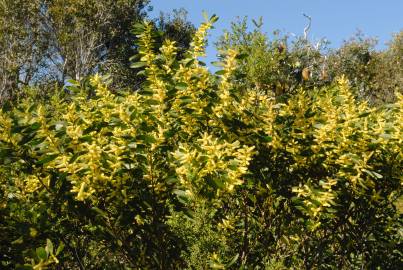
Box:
303;13;312;40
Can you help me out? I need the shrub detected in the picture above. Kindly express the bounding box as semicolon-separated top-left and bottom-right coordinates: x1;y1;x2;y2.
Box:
1;15;402;269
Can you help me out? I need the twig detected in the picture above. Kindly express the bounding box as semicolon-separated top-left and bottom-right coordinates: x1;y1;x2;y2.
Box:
303;13;312;40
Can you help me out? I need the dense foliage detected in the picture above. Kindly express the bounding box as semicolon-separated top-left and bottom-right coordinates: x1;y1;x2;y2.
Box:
0;0;195;101
217;17;402;105
0;15;402;269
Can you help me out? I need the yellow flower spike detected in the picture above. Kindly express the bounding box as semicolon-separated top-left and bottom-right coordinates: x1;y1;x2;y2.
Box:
76;182;87;201
89;73;102;87
190;19;214;59
66;125;83;142
24;175;42;193
219;217;235;230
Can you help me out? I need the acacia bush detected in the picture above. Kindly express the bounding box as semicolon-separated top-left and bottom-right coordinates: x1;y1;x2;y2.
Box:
0;16;402;269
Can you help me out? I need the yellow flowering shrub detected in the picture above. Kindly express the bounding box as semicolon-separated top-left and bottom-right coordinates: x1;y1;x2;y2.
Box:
266;77;402;227
0;15;401;269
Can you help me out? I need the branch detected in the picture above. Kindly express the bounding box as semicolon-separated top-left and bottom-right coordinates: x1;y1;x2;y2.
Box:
303;13;312;40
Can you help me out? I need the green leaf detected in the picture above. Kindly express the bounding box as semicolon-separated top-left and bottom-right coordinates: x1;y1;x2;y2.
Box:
227;160;239;170
137;70;146;76
215;70;226;76
235;53;248;60
372;171;383;179
163;130;176;139
363;169;383;179
210;14;219;23
145;99;160;105
15;265;33;270
79;135;93;142
262;135;272;142
130;61;147;69
166;176;178;184
129;55;139;62
138;90;154;96
37;154;58;165
92;207;108;218
358;111;371;118
175;82;188;90
211;61;224;67
248;194;257;204
56;242;65;256
27;137;46;146
11;237;24;245
226;254;239;267
137;134;157;144
18;133;36;145
183;58;195;67
30;122;41;131
180;98;193;105
66;79;79;86
179;95;192;100
69;151;84;163
36;247;48;260
132;23;145;35
327;208;338;213
252;18;263;28
46;239;53;255
210;262;225;269
215;178;226;189
174;189;189;198
174;189;190;204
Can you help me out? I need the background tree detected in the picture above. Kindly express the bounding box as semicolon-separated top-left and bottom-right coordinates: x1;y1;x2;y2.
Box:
0;0;195;102
156;8;196;58
216;16;329;98
326;31;403;105
373;31;403;104
216;17;402;105
0;0;48;100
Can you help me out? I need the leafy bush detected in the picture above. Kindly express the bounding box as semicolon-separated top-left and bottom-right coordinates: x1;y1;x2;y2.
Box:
217;17;403;106
0;15;402;269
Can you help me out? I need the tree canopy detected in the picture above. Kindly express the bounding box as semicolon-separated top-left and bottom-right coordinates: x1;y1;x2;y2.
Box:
0;0;195;101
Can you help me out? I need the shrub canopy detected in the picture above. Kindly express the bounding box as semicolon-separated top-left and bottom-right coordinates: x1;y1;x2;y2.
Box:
0;15;402;269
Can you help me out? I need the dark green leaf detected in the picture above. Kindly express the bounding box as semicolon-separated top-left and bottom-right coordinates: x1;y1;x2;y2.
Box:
137;134;157;144
215;70;226;76
37;154;58;165
226;254;239;267
358;112;371;118
210;14;219;23
175;82;188;90
235;53;248;60
36;247;47;260
92;207;108;218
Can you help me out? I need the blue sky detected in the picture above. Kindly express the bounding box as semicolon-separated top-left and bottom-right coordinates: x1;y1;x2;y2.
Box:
149;0;403;65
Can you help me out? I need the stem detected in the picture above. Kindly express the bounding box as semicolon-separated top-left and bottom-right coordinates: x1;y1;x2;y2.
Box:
240;190;249;265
